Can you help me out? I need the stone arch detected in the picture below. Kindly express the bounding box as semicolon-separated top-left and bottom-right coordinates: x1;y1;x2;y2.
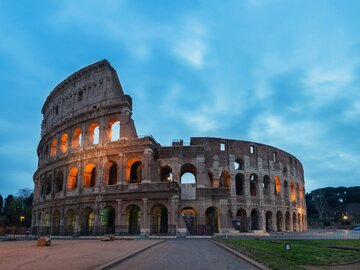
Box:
291;180;296;202
236;208;248;232
234;158;244;170
126;158;142;183
81;206;94;235
150;204;168;234
55;171;63;193
235;173;244;195
180;163;197;184
104;160;118;185
265;211;273;232
219;171;230;190
67;167;78;190
50;138;57;157
71;127;82;149
181;207;198;235
65;209;76;236
100;206;115;234
107;118;121;141
84;163;96;187
274;176;281;195
263;175;271;195
125;204;141;235
205;207;219;234
45;174;52;195
160;166;173;182
251;209;259;230
88;122;100;145
52;210;60;235
284;180;289;199
292;212;297;231
250;174;258;196
59;133;68;154
285;211;291;231
276;211;283;232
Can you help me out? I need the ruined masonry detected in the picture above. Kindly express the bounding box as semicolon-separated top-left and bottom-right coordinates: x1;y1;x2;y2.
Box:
32;60;307;236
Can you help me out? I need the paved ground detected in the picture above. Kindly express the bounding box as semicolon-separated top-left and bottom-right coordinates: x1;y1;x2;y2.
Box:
112;240;257;270
0;239;162;270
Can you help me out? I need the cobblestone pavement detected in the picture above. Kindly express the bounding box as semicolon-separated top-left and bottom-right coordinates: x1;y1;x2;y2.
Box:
112;240;258;270
0;239;162;270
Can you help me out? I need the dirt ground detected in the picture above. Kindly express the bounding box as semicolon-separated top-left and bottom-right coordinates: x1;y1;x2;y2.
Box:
0;239;162;270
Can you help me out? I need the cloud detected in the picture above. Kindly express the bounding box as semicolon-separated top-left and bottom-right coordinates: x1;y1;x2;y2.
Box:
344;100;360;120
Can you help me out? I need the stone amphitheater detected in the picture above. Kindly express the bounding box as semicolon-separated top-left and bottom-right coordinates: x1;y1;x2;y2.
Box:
32;60;307;236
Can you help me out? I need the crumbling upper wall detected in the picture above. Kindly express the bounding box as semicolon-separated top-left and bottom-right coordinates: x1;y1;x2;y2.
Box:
41;60;128;136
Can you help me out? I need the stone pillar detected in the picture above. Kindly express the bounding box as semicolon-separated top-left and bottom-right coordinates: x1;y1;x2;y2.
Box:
62;167;67;197
259;209;266;232
77;161;83;193
93;201;100;235
74;212;80;237
143;149;153;183
141;198;149;235
60;208;65;236
115;200;122;235
118;153;124;184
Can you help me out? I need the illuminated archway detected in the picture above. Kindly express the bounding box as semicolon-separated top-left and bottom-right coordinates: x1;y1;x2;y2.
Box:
50;139;57;157
107;119;120;141
59;133;68;153
126;158;142;183
88;122;100;145
71;128;82;149
83;163;96;187
104;161;117;185
67;167;78;190
219;171;230;190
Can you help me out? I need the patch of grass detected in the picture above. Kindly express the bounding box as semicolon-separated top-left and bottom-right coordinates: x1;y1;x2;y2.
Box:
220;239;360;270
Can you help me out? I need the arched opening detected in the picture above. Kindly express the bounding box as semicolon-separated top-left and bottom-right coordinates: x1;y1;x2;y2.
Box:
205;207;219;234
291;180;296;202
234;158;244;170
292;213;297;231
52;210;60;235
104;161;118;185
263;175;270;196
100;206;115;234
160;166;173;182
285;211;291;231
250;174;258;196
284;180;289;200
251;209;259;230
180;163;197;184
298;213;302;231
65;209;76;236
274;176;281;195
276;211;283;232
299;184;304;199
46;175;52;195
181;207;197;235
208;171;214;187
126;205;141;235
50;139;57;157
130;161;142;183
84;163;96;187
60;133;68;153
265;211;273;232
88;122;100;145
55;171;63;193
236;208;248;232
67;167;78;190
219;171;231;190
81;207;94;236
150;204;168;234
71;128;82;149
235;173;244;195
107;119;121;141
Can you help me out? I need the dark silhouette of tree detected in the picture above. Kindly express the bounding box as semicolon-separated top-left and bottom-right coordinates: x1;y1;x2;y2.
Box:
0;194;3;214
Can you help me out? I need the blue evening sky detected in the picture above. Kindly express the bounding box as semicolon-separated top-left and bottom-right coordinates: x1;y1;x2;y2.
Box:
0;0;359;197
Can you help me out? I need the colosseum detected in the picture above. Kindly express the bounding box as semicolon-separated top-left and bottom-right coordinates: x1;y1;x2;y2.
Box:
32;59;307;237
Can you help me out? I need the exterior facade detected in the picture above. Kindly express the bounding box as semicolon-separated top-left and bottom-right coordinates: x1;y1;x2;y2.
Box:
32;60;307;236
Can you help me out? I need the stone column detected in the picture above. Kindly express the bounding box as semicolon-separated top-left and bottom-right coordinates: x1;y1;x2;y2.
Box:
143;149;153;183
60;208;65;236
115;200;122;235
93;201;100;235
62;167;67;197
141;198;149;235
259;209;266;232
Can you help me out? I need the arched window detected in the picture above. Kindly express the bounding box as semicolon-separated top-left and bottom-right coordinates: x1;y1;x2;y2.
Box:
71;128;82;149
46;175;52;195
235;173;244;195
274;176;281;195
291;180;296;202
250;174;258;196
50;139;57;157
284;180;289;198
263;175;270;195
59;133;68;153
67;167;78;190
219;171;230;190
104;161;118;185
107;119;121;141
160;166;173;182
180;163;197;184
234;158;244;170
299;184;304;199
55;171;63;193
130;161;142;183
84;163;96;187
88;122;100;145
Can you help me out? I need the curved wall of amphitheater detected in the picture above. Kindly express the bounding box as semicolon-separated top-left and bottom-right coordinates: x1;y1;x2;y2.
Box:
32;60;307;236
